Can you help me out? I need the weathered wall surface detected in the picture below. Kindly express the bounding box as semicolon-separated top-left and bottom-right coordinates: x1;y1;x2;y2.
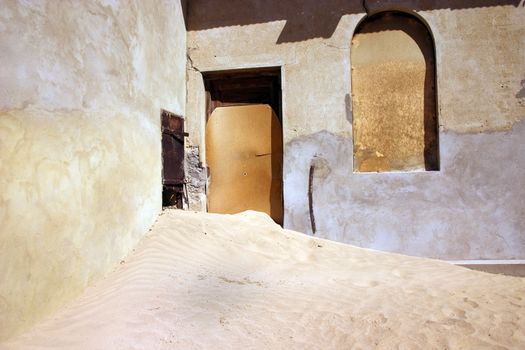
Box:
186;1;525;260
352;12;439;172
0;0;186;340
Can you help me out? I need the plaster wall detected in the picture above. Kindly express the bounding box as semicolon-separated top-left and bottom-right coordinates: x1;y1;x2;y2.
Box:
0;0;186;340
186;2;525;260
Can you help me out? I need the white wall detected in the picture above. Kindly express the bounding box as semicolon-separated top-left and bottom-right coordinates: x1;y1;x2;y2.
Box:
0;0;187;340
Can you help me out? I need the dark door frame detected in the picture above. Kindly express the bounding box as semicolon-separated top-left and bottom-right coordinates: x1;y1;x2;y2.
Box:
202;66;284;224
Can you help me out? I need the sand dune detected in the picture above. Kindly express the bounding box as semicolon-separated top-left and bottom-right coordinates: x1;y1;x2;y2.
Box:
1;210;524;349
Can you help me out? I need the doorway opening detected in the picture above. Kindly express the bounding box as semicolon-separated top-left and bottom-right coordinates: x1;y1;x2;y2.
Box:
203;67;283;225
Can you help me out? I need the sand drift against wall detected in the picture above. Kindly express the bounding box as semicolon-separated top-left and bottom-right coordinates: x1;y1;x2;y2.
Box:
2;210;524;349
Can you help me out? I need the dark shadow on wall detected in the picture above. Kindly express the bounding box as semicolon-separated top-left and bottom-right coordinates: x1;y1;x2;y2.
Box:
517;79;525;99
181;0;189;28
188;0;520;43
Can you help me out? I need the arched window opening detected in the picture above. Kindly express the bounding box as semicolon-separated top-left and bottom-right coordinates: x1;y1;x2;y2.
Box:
351;11;439;172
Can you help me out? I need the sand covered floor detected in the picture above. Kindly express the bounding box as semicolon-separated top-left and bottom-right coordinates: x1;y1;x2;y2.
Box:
2;210;525;350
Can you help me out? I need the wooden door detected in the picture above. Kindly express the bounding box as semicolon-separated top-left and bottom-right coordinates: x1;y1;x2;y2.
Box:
161;109;186;208
206;104;283;224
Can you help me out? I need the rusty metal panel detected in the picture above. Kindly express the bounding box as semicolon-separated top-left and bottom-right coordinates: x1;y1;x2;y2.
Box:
161;109;186;186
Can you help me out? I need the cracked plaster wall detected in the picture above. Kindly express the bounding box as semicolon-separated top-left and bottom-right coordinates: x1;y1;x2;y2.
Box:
0;0;186;340
186;3;525;260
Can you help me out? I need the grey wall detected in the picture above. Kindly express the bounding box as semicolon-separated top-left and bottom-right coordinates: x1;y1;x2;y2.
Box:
186;1;525;260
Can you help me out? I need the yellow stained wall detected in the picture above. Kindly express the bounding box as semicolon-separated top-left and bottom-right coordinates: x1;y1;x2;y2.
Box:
351;12;438;172
0;0;186;340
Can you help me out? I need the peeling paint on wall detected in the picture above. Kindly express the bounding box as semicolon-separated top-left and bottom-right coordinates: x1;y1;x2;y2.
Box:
185;145;207;211
284;122;525;259
186;1;525;260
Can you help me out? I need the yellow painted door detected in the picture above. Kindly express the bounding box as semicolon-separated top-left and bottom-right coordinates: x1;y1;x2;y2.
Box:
206;104;283;224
